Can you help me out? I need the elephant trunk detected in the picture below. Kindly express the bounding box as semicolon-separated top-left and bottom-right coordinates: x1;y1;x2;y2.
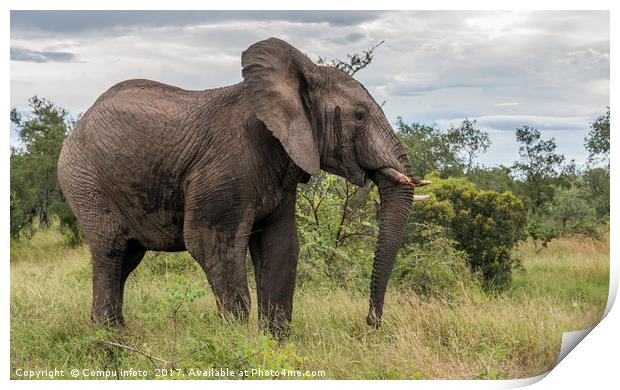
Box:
367;143;414;327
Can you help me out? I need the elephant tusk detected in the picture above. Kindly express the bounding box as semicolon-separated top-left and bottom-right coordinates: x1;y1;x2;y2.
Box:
379;167;432;187
413;195;430;202
412;178;432;187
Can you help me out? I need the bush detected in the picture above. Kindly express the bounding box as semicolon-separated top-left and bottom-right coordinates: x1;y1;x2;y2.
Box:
49;201;84;247
404;196;454;246
393;225;472;299
10;191;36;239
412;173;527;289
295;173;378;290
582;168;610;219
526;217;560;254
546;186;599;237
527;185;600;252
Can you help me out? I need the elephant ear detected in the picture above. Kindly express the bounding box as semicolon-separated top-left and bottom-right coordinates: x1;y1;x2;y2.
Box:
242;37;320;175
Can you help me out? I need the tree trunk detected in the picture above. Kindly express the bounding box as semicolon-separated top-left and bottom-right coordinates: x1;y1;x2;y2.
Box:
38;189;49;228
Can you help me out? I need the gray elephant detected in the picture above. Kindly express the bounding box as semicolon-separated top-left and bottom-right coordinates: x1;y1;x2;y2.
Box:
58;37;426;337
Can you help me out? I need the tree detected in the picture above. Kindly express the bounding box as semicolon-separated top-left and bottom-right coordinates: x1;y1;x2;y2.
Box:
10;96;73;237
446;118;491;174
581;109;610;220
582;167;610;219
466;165;516;194
527;184;599;253
317;41;384;77
585;108;610;168
396;119;464;178
397;118;491;178
296;173;378;286
512;126;565;213
546;185;598;235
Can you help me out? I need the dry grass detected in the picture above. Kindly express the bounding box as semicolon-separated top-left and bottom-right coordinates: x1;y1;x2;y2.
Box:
10;228;609;379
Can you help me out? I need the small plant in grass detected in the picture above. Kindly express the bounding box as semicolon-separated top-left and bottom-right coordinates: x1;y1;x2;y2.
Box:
165;275;206;368
474;341;511;379
232;333;305;379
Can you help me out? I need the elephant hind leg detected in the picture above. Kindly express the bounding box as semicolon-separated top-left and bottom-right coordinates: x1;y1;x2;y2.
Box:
90;228;146;327
60;162;146;326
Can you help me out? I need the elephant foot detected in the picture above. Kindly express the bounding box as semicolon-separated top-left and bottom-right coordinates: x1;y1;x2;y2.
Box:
91;307;126;328
259;323;290;343
217;295;251;323
259;315;291;342
366;311;382;328
271;324;291;343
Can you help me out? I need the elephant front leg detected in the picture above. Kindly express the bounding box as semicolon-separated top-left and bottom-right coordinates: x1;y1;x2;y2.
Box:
249;194;299;339
184;221;253;321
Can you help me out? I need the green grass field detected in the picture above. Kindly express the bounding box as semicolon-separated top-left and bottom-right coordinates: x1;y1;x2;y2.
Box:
10;226;609;379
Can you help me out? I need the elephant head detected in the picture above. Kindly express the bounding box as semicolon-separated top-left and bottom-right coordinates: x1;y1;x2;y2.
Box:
242;38;427;326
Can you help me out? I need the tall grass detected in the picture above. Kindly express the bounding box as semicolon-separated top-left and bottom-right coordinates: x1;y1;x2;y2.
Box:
10;227;609;379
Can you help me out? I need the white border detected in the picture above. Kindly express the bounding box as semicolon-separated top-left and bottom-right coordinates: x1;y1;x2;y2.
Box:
3;1;617;388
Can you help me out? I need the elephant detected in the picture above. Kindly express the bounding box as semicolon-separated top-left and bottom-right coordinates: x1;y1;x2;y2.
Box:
58;37;428;337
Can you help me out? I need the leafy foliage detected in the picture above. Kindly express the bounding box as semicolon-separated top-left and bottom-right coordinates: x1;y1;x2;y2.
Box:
585;108;610;168
397;120;464;177
10;97;73;227
512;126;565;213
317;41;384;76
545;186;598;237
10;190;36;239
164;274;206;310
447;118;491;173
394;226;472;299
526;217;560;254
231;333;305;378
397;117;491;178
10;96;81;244
582;167;610;219
296;173;378;288
466;165;516;193
48;201;85;247
415;174;527;289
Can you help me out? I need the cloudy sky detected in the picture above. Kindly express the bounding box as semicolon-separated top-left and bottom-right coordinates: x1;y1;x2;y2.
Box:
10;10;609;166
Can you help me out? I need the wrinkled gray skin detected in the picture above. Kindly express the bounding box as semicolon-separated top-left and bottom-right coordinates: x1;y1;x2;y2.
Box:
58;38;413;337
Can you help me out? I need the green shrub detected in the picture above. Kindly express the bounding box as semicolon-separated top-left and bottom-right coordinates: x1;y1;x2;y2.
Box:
296;173;377;290
582;168;610;219
10;191;36;239
526;216;560;254
230;333;305;378
393;225;472;299
413;173;527;289
48;201;84;247
404;196;454;246
526;185;600;252
546;186;599;238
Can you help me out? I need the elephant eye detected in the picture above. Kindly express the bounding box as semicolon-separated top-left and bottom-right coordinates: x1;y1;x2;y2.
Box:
354;110;366;122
